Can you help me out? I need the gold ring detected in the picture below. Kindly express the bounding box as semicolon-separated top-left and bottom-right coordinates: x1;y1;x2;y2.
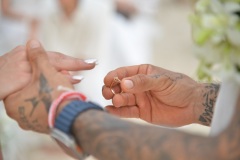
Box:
110;77;123;95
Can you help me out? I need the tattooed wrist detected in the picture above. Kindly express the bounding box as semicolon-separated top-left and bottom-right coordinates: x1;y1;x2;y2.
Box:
197;83;220;126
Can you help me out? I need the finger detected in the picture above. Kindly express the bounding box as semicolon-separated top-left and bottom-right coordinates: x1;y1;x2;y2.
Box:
121;74;172;93
102;84;123;100
11;45;26;53
105;105;139;118
47;52;97;71
102;85;114;100
8;46;27;61
112;93;136;108
26;40;55;75
104;65;150;87
18;61;31;73
60;70;84;84
65;75;81;84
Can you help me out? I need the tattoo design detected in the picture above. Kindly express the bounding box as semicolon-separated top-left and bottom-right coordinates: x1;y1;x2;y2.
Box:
199;83;220;126
18;106;43;131
25;73;53;117
39;74;53;112
151;73;183;82
26;97;39;117
72;97;240;160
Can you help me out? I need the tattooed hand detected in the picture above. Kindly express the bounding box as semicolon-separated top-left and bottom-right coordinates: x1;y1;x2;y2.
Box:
102;64;212;127
0;44;96;101
3;40;73;133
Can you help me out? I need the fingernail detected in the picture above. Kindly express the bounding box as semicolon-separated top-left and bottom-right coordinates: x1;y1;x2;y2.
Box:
124;80;134;89
84;59;98;64
29;40;40;49
72;75;84;81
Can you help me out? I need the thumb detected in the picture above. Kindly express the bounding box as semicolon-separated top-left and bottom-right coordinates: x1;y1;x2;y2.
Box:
26;40;50;71
121;74;162;93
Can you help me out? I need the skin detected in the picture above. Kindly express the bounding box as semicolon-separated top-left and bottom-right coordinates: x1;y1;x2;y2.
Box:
1;0;25;20
59;0;78;18
1;0;39;39
71;96;240;160
0;44;96;101
102;65;220;127
116;0;138;18
3;40;76;133
6;41;239;160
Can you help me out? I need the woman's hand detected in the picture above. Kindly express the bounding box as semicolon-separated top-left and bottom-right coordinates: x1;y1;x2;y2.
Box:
0;44;97;100
4;40;78;133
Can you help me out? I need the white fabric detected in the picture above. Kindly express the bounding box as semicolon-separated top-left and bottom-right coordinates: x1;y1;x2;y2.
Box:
39;0;157;106
0;0;54;54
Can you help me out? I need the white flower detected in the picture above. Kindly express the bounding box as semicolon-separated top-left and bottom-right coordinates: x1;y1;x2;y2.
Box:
227;28;240;46
191;0;240;81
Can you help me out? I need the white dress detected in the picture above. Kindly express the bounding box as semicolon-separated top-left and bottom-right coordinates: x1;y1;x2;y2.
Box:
0;0;54;54
38;0;158;106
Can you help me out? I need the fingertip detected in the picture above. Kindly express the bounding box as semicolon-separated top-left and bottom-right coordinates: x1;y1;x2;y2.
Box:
104;105;113;113
72;75;84;81
112;94;124;108
105;105;117;114
84;59;98;65
122;79;134;90
102;85;114;100
26;40;49;65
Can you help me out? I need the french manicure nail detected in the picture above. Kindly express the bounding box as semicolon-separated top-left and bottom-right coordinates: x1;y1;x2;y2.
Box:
84;59;98;64
72;75;84;81
29;40;40;49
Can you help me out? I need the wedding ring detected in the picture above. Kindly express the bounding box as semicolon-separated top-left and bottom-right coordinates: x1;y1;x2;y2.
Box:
110;77;123;95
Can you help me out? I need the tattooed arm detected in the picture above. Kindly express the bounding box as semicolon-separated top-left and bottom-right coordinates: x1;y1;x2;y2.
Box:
194;83;220;126
102;64;220;127
69;98;240;160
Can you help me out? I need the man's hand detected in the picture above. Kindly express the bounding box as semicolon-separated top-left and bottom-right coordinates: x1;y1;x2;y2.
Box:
0;44;96;100
4;40;74;133
102;64;204;127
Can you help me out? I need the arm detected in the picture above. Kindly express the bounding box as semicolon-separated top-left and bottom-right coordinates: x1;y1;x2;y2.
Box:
195;83;220;126
70;99;238;160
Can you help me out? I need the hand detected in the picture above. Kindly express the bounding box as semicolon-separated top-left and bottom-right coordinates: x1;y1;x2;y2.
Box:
116;0;138;18
0;44;96;100
4;40;74;133
102;64;202;127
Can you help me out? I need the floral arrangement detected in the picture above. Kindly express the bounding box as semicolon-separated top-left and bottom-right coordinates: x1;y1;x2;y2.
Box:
190;0;240;81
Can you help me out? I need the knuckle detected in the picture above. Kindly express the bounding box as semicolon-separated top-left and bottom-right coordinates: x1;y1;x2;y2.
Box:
136;74;147;85
15;45;26;52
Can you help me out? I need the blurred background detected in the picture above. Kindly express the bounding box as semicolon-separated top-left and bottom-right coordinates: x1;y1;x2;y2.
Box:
0;0;209;160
